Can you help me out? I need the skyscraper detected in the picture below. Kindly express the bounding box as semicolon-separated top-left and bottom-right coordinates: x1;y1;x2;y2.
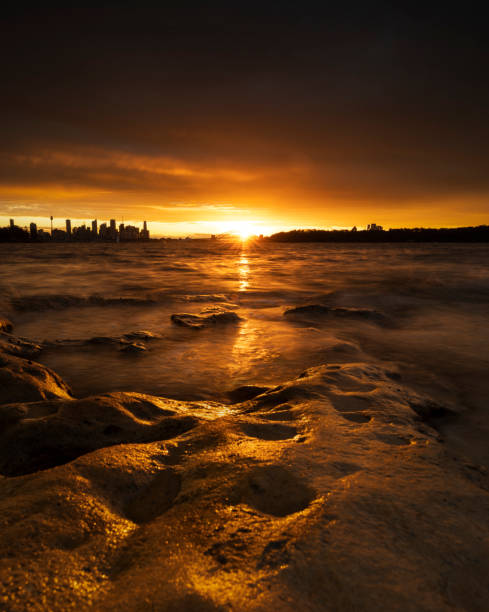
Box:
91;219;98;236
66;219;72;236
141;220;150;240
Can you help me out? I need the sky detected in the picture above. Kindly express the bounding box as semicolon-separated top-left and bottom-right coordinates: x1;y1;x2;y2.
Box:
1;2;488;235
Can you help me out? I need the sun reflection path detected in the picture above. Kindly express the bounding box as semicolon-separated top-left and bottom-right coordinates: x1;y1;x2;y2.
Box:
238;252;249;292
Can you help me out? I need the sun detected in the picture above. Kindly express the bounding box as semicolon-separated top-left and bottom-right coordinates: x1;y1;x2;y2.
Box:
216;220;258;241
235;222;256;241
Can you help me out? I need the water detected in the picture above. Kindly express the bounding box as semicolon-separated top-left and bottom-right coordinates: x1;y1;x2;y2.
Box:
1;241;489;413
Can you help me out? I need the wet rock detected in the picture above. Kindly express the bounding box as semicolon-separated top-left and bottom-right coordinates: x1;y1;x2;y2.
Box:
284;304;388;325
409;399;457;421
0;392;199;476
122;330;160;341
1;358;489;611
0;333;42;358
228;385;271;403
240;465;315;516
0;353;72;405
124;468;182;523
120;342;147;354
0;317;13;333
171;311;242;329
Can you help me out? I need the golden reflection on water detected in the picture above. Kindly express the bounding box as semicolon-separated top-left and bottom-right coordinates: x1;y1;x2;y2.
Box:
238;252;249;292
229;318;259;378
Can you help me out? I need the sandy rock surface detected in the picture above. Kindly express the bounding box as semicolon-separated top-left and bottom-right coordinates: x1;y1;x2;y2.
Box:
1;325;489;611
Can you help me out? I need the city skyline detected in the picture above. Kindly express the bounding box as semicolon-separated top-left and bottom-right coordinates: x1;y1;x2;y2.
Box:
4;216;150;242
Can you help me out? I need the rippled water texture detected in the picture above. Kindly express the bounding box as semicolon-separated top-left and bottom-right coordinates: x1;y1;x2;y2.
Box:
1;241;488;410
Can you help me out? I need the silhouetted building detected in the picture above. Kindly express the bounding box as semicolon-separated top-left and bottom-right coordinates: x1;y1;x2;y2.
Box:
52;228;68;241
120;224;140;241
367;223;383;231
351;226;358;232
72;224;92;241
30;223;37;240
140;220;150;240
109;219;117;240
9;219;14;230
99;222;108;240
91;219;98;237
37;229;51;241
66;219;72;237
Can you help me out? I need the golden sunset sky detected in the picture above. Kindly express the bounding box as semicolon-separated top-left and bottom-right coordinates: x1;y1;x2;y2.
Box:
1;4;488;235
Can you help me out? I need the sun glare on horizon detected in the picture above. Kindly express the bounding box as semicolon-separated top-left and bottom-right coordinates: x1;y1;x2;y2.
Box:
215;220;261;241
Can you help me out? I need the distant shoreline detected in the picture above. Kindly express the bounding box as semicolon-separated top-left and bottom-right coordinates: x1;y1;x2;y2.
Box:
1;224;489;243
265;226;489;243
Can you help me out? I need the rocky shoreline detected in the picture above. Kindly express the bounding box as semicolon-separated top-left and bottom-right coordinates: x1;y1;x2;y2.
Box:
1;317;489;610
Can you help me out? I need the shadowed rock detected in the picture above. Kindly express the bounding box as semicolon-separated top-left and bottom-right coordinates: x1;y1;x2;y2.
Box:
125;468;182;523
122;330;160;341
284;304;388;325
240;465;315;516
44;330;161;351
0;353;72;404
0;333;42;358
171;311;242;329
0;318;13;333
0;392;199;476
409;399;457;421
227;385;271;403
120;342;147;354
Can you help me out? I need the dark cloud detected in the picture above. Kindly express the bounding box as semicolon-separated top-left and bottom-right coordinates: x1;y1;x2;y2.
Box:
1;2;489;227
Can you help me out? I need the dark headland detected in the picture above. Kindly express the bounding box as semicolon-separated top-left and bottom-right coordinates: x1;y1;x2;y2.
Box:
266;225;489;243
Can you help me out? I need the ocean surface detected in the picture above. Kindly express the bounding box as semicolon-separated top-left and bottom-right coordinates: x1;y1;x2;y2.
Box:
1;240;489;412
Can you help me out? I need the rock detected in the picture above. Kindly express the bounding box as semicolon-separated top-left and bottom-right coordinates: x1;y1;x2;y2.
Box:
171;311;242;329
0;317;13;333
0;333;42;358
227;385;271;403
0;392;199;476
122;330;160;341
1;359;489;610
0;353;72;405
284;304;388;325
120;342;147;354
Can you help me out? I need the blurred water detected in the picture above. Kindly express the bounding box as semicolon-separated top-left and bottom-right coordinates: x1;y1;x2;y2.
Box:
1;240;488;408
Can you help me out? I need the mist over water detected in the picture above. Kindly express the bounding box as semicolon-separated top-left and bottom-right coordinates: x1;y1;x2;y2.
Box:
1;241;488;419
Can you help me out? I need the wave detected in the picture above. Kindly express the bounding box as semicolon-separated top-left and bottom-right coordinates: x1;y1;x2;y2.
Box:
11;292;240;312
11;294;159;311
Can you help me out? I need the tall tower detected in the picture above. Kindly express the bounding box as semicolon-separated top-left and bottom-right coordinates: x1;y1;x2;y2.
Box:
66;219;72;236
50;216;53;235
9;219;14;229
91;219;98;236
143;220;147;231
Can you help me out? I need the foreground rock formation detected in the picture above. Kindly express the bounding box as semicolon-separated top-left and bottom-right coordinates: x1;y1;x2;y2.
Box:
1;324;489;611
